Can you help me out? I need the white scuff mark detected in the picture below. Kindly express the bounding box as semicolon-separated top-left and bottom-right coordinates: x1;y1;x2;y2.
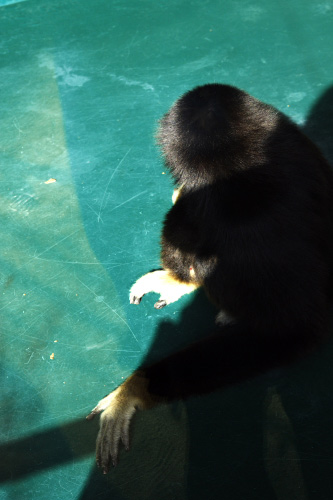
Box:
94;295;104;303
289;112;306;126
287;92;306;103
86;339;115;350
9;192;36;217
241;5;265;22
313;3;332;14
38;54;90;88
180;55;217;73
54;65;90;87
38;53;55;71
59;70;90;88
108;73;154;92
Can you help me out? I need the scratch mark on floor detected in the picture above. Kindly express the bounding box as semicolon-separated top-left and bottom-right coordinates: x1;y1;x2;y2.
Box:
85;338;116;350
25;352;35;364
75;276;141;349
97;148;132;223
109;190;147;212
2;312;48;347
0;296;19;313
32;229;80;259
12;116;25;134
86;201;103;223
31;258;137;268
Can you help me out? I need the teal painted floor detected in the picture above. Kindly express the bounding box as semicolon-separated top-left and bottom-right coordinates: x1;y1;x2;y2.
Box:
1;0;333;498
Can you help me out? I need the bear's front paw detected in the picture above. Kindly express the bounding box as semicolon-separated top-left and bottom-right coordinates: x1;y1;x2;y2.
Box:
87;372;153;473
129;270;166;306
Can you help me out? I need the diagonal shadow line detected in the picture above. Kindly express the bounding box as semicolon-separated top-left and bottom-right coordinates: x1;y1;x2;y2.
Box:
0;417;99;483
302;84;333;165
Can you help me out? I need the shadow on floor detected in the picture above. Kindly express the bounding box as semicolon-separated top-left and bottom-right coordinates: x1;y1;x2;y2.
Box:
2;85;333;499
